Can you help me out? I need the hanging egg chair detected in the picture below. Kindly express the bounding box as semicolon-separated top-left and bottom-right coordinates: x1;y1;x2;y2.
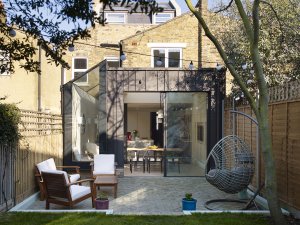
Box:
205;135;255;194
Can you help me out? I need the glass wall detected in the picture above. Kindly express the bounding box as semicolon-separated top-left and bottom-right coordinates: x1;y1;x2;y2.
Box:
71;65;101;162
165;92;207;176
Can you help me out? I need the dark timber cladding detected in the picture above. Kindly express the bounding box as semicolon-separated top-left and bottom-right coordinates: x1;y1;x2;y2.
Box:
102;68;226;167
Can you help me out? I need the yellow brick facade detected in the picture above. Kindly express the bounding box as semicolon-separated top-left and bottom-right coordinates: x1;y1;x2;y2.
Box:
0;31;62;113
63;24;154;82
120;12;223;69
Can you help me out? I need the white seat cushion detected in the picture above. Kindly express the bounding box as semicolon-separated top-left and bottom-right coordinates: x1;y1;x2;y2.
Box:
36;160;50;173
70;185;91;201
36;158;57;173
47;158;57;170
93;154;115;175
69;174;81;183
93;170;115;176
86;143;99;155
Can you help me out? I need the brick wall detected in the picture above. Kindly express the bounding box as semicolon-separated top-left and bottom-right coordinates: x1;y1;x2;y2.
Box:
120;12;223;69
63;24;154;82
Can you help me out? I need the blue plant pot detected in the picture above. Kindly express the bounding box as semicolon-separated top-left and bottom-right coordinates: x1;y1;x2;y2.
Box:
182;198;197;211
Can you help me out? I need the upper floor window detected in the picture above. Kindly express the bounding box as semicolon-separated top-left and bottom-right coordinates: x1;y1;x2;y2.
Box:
0;51;10;76
153;13;173;24
72;57;88;83
152;48;182;68
105;13;126;24
106;57;120;67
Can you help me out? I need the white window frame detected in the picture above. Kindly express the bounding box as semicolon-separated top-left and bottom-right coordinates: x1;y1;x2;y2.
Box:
151;48;182;68
105;56;120;67
0;51;10;76
153;12;173;24
105;12;126;24
72;57;88;84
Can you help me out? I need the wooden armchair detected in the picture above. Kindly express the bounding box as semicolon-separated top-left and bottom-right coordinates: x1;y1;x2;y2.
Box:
42;170;93;209
35;158;80;200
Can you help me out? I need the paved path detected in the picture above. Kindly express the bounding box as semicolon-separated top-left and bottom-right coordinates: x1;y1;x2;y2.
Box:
26;177;240;214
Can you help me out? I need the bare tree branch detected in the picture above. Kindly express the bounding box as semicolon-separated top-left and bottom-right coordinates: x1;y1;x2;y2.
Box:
214;0;234;14
184;0;258;115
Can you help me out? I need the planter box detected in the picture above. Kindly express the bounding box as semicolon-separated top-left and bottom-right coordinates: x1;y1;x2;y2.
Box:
95;199;109;210
182;198;197;211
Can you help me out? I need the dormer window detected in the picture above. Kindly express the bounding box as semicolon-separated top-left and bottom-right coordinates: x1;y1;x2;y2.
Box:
105;13;126;24
153;13;173;24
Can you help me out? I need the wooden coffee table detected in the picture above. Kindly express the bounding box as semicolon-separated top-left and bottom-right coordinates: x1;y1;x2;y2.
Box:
93;176;118;199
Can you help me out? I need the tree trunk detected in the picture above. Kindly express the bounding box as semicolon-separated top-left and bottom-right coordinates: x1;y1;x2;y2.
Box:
257;104;287;225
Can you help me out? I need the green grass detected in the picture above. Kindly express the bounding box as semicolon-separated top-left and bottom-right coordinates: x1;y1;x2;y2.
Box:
0;212;271;225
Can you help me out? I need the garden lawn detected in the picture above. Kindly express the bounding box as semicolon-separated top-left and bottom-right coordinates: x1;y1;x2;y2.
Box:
0;213;270;225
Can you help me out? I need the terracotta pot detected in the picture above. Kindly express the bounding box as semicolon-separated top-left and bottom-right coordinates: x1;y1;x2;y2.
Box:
94;198;109;209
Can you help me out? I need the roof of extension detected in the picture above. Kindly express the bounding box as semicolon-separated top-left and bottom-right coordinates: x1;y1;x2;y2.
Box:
120;11;192;42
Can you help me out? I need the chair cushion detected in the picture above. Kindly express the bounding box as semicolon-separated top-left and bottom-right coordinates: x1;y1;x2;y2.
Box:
86;143;99;155
36;158;57;173
47;158;57;170
70;185;91;201
93;154;115;175
69;174;81;183
93;170;115;176
36;160;49;173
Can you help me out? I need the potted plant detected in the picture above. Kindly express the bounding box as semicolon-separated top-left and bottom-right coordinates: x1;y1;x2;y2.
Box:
182;193;197;211
94;191;109;210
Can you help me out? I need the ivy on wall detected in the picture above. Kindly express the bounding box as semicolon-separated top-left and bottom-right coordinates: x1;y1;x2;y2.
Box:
0;103;21;145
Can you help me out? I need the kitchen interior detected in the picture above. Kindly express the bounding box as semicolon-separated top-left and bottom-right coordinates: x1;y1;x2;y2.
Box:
124;92;208;177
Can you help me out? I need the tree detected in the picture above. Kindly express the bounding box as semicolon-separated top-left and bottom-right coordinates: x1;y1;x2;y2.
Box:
184;0;293;224
211;0;299;93
0;0;161;74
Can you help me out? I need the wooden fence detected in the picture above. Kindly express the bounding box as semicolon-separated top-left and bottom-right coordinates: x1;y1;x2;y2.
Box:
224;80;300;211
0;110;63;211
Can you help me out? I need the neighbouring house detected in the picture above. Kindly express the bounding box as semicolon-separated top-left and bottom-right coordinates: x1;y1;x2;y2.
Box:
62;0;227;177
0;31;63;114
62;0;180;84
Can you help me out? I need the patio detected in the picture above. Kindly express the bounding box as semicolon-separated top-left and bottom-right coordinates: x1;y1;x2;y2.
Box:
19;176;246;214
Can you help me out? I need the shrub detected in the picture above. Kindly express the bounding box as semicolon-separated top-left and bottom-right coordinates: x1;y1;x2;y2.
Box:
0;103;21;145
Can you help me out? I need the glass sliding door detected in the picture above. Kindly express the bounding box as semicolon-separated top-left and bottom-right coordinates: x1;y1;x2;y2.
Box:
165;92;208;176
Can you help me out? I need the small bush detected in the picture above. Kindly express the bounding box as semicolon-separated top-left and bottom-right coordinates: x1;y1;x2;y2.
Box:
0;103;21;145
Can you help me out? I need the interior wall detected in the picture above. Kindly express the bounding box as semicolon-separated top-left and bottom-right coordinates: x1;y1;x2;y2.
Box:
127;108;159;140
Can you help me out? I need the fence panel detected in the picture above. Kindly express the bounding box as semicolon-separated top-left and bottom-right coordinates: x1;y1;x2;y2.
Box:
225;86;300;211
0;145;15;212
0;110;63;211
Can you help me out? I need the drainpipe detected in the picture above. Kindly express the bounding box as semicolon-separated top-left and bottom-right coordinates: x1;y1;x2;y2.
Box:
38;44;42;111
60;66;65;115
197;1;203;68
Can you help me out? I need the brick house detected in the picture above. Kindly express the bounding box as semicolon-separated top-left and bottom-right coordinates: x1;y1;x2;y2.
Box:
62;1;227;177
0;31;63;114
